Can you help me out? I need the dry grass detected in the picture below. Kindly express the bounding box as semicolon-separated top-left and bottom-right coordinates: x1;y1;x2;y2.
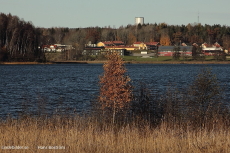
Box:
0;116;230;153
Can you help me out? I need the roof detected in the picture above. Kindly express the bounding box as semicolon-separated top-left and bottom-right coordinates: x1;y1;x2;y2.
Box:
133;42;143;44
101;41;125;46
112;41;124;44
42;45;57;48
213;42;221;47
203;42;221;48
105;46;138;49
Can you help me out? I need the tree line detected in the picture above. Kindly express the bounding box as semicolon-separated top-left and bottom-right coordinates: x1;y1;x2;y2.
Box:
1;13;230;62
0;13;43;62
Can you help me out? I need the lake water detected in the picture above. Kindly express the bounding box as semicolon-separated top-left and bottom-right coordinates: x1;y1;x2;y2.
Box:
0;64;230;118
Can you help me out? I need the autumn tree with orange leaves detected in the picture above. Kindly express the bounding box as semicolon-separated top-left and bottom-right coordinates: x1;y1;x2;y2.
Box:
98;51;132;123
160;34;171;46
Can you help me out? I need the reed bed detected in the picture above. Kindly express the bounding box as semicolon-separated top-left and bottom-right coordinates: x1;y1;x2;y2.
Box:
0;116;230;153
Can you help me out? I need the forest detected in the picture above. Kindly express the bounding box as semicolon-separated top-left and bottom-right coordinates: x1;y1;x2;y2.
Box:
1;12;230;62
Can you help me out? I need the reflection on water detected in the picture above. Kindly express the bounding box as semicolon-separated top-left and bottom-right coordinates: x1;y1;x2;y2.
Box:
0;64;230;118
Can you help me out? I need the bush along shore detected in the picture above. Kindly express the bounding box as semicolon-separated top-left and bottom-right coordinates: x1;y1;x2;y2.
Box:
1;53;230;152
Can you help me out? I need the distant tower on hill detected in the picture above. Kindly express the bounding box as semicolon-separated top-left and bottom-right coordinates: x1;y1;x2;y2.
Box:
135;17;144;25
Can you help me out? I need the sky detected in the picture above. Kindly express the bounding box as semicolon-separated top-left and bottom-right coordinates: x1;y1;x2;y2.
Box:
0;0;230;28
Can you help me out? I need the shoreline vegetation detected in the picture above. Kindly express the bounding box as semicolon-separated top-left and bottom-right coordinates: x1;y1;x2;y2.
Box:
1;55;230;64
1;60;230;65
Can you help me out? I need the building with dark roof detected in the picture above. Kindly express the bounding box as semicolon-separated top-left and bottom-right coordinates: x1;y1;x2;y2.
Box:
145;42;160;50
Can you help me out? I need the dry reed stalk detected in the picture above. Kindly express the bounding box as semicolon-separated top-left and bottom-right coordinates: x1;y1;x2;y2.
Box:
0;117;230;153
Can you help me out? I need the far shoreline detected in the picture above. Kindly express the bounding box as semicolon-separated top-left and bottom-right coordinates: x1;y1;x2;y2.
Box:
0;62;53;65
1;60;230;65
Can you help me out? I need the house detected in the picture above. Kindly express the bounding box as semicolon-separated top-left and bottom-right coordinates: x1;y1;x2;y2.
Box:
41;44;73;52
133;42;160;50
83;42;128;56
202;42;223;56
97;41;125;47
145;42;160;50
42;45;57;52
158;46;193;56
181;43;187;46
97;41;113;47
82;46;105;55
133;42;147;50
104;45;137;55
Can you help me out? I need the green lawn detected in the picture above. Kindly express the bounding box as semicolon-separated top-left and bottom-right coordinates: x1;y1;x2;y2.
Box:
123;56;172;62
123;55;230;62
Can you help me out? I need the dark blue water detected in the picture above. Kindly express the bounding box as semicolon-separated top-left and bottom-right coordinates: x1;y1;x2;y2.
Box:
0;64;230;118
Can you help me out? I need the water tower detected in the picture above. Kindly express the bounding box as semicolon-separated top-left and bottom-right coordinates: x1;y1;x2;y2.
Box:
135;17;144;25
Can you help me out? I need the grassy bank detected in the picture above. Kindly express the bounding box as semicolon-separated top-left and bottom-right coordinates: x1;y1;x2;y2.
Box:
1;55;230;64
123;55;230;63
2;60;230;65
1;116;230;153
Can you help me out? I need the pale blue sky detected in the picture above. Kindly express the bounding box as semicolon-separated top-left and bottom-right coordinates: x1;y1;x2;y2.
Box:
0;0;229;28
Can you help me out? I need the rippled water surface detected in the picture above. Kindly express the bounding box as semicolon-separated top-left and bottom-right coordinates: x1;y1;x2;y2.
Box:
0;64;230;118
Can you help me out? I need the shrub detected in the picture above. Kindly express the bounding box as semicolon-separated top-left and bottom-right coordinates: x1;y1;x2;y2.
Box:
213;52;227;61
186;68;227;128
172;46;181;60
131;82;162;126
